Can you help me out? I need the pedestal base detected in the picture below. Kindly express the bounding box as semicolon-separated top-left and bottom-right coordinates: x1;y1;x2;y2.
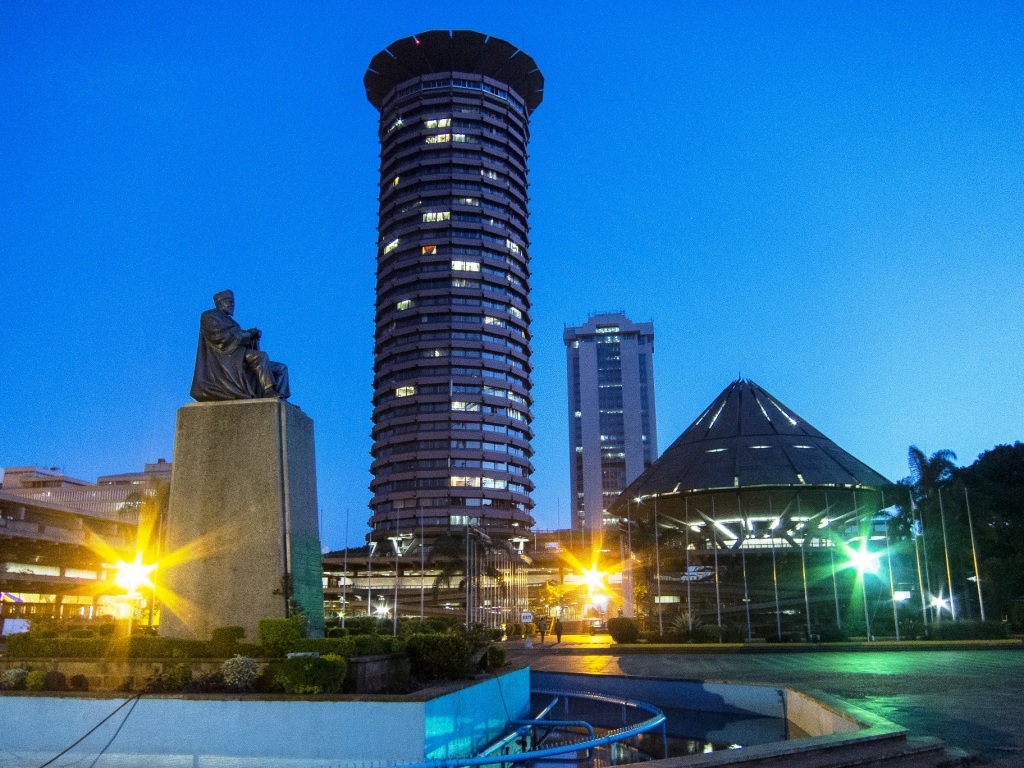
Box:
160;399;324;641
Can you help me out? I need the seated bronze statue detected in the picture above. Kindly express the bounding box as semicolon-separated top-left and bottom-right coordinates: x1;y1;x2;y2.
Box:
190;290;290;401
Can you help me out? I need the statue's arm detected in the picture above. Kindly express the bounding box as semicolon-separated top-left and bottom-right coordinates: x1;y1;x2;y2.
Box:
201;311;254;353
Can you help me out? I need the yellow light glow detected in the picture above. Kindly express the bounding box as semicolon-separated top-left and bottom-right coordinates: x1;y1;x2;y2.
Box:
113;552;157;596
581;566;606;592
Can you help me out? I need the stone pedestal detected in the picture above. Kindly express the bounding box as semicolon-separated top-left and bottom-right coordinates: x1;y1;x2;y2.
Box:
159;399;324;641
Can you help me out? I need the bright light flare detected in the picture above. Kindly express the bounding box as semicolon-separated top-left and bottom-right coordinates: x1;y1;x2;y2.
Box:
930;596;949;612
581;566;606;592
113;552;157;596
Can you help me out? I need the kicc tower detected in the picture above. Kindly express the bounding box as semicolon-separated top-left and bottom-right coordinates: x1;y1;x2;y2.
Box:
364;31;543;544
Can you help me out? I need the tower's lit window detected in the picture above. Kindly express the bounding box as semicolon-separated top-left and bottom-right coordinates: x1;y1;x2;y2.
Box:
383;238;400;255
396;299;414;311
452;260;480;272
395;386;415;398
423;211;451;222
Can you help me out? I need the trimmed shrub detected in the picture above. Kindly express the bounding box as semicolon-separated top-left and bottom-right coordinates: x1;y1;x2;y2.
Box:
290;637;357;657
43;671;68;691
404;633;471;682
607;617;641;644
69;629;95;639
267;654;347;694
258;616;306;655
505;623;523;639
351;633;392;657
1;667;29;690
145;663;192;693
221;655;259;692
340;616;379;635
26;670;46;691
485;644;506;670
69;674;89;692
210;626;246;656
928;620;1010;641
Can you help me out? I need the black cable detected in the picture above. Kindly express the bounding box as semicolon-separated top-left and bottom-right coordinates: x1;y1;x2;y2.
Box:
86;693;141;768
37;693;144;768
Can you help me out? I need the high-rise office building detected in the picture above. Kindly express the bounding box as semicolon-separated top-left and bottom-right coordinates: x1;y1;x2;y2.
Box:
565;313;657;536
364;31;543;544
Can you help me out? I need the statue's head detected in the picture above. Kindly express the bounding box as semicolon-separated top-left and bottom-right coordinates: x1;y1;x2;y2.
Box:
213;290;235;314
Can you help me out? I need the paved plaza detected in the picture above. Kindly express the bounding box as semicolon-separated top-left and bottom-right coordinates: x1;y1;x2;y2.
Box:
513;636;1024;767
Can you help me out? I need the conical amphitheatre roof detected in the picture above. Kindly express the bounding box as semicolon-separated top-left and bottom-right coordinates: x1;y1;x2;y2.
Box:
621;379;890;500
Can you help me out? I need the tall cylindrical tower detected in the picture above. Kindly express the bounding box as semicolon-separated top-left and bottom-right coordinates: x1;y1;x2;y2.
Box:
364;31;543;543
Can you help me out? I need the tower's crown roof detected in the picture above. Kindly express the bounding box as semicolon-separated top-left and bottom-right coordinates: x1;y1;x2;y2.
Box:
621;378;890;499
365;30;544;114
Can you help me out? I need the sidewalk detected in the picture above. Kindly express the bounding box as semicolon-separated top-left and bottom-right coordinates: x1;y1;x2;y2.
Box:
507;636;1024;767
507;633;1022;657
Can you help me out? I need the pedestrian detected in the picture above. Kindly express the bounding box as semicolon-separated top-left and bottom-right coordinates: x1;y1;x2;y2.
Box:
554;618;563;643
537;616;547;643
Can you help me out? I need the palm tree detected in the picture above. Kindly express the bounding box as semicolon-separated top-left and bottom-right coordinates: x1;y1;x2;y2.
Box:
908;446;959;620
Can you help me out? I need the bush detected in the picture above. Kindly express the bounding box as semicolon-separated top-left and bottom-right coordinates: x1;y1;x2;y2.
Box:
267;654;347;694
69;674;89;692
221;656;259;691
485;644;506;670
340;616;379;635
26;670;46;691
505;623;522;639
351;633;393;657
607;617;641;644
145;663;192;693
928;620;1010;641
258;616;306;655
43;671;68;691
404;633;471;681
210;626;246;656
290;637;357;657
1;667;29;690
815;626;849;643
69;629;94;639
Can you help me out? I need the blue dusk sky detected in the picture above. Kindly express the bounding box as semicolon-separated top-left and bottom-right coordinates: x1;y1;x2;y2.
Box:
2;2;1022;549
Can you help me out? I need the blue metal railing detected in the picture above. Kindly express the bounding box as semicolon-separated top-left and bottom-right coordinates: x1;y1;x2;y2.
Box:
398;688;668;768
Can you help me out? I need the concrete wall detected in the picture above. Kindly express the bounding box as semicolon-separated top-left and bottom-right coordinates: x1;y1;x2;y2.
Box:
0;667;530;766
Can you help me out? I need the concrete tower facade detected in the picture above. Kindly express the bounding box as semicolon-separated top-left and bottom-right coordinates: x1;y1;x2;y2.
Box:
364;31;542;543
565;313;657;536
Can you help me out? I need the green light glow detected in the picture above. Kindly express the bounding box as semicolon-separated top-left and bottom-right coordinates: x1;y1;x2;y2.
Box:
843;541;881;577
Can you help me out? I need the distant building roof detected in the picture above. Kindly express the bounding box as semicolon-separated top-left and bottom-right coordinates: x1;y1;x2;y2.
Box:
364;30;544;115
619;378;890;501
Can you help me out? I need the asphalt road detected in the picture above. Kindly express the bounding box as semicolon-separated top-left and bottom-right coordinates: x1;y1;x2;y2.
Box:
516;640;1024;767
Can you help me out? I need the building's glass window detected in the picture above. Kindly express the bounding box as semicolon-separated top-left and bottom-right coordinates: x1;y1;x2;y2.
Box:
452;278;477;288
456;197;479;206
396;299;414;311
452;260;480;272
383;238;400;255
391;176;400;187
423;211;451;222
425;133;452;144
450;476;481;488
451;401;481;412
395;386;415;398
422;244;437;255
424;117;451;129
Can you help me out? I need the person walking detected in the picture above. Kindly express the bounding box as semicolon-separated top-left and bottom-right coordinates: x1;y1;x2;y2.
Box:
537;616;548;643
554;618;563;643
